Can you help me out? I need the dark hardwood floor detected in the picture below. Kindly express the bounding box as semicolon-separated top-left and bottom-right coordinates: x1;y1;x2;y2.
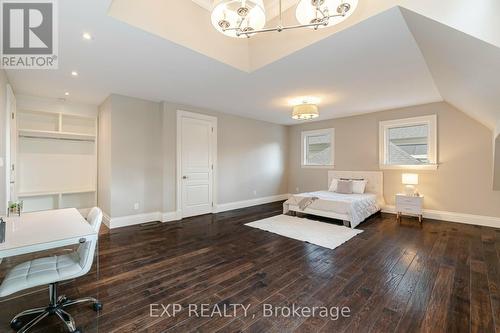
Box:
0;201;499;332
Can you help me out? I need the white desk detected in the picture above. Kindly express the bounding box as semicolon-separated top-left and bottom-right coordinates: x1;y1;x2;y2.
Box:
0;208;97;259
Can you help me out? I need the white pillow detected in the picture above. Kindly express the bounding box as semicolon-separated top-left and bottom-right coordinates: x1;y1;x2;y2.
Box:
352;180;368;194
328;178;339;192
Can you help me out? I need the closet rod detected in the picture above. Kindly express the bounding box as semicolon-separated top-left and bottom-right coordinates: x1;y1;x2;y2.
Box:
19;135;95;142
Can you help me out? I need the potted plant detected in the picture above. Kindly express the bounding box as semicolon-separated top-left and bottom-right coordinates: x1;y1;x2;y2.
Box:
8;200;23;217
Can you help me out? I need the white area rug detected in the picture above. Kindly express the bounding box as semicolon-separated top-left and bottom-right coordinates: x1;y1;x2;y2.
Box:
245;215;363;250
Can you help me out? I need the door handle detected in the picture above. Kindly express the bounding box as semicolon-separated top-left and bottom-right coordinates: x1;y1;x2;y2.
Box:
182;176;188;179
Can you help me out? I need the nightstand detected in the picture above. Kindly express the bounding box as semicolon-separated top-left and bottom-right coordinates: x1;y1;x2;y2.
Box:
395;194;424;223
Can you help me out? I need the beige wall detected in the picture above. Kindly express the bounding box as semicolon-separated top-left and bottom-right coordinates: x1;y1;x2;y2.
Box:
162;102;289;212
494;134;500;191
0;70;9;215
98;95;163;218
97;96;497;221
110;95;163;217
98;95;288;218
97;97;112;216
288;102;500;218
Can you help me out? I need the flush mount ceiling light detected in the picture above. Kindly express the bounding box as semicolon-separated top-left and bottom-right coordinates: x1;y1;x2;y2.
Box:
292;102;319;120
211;0;357;38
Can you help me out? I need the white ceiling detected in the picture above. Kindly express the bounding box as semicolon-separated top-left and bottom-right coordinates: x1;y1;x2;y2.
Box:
192;0;298;22
402;8;500;130
6;1;449;125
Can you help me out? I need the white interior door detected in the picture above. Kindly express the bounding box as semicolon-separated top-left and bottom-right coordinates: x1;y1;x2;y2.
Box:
179;113;216;218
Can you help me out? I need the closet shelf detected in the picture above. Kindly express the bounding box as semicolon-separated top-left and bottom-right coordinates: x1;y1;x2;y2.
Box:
18;189;96;197
18;129;95;141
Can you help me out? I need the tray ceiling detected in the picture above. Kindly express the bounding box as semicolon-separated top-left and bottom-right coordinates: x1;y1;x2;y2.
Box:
191;0;298;22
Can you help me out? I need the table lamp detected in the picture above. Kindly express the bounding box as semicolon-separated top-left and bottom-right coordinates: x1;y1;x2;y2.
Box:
402;173;419;196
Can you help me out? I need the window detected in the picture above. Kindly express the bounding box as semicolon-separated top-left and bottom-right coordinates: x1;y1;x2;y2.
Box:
379;115;437;170
301;128;335;168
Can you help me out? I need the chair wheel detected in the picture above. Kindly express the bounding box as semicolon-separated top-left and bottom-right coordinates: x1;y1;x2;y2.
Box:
92;302;103;311
10;319;23;331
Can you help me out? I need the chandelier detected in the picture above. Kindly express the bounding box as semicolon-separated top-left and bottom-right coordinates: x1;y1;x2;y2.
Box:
211;0;358;38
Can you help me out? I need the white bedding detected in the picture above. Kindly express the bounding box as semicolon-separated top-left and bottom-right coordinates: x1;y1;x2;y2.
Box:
283;191;380;228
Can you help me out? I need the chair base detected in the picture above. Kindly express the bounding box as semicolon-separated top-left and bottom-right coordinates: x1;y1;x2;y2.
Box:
10;283;102;333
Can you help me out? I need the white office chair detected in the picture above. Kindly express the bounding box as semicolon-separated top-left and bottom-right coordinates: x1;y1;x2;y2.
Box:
0;207;103;333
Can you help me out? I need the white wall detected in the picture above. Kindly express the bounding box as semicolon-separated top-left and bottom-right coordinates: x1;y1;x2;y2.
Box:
0;70;9;215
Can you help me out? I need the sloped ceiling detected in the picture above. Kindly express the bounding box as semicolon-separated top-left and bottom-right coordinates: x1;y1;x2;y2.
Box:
5;3;442;125
402;8;500;130
110;0;500;72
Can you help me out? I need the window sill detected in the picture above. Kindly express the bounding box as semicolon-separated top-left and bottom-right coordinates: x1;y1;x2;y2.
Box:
301;165;335;169
379;164;438;170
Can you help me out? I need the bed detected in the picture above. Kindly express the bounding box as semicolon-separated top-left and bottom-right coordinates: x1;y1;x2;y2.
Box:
283;171;385;228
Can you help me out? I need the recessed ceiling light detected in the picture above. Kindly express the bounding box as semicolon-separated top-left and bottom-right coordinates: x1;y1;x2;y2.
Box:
71;71;79;77
82;32;92;40
65;92;70;96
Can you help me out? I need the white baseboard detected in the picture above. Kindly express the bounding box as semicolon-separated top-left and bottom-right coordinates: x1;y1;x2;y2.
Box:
215;194;290;213
102;213;111;228
105;194;290;229
105;210;181;229
162;211;181;222
383;205;500;229
109;212;162;229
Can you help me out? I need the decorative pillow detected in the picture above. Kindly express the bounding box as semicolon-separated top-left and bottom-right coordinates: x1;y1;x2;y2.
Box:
328;178;339;192
352;180;368;194
335;180;353;194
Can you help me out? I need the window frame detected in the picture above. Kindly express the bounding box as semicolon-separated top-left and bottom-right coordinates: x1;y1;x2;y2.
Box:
301;128;335;169
379;115;438;170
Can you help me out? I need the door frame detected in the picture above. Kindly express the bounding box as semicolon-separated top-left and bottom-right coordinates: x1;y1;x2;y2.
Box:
5;84;16;212
176;110;217;218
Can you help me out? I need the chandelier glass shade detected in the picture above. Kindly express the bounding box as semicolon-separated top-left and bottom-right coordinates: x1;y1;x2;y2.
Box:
211;0;266;38
295;0;358;29
292;103;319;120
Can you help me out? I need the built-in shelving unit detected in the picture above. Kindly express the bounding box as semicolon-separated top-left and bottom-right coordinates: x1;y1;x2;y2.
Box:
18;129;96;141
16;109;97;213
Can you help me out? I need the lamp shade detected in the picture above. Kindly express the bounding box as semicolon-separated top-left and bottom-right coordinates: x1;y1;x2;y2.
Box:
292;103;319;120
211;0;266;38
402;173;419;185
295;0;358;29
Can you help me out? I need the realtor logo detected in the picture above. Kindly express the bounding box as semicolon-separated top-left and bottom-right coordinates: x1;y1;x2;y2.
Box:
1;0;58;69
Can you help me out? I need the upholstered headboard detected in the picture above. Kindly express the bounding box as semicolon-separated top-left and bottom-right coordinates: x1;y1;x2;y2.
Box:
328;171;385;205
